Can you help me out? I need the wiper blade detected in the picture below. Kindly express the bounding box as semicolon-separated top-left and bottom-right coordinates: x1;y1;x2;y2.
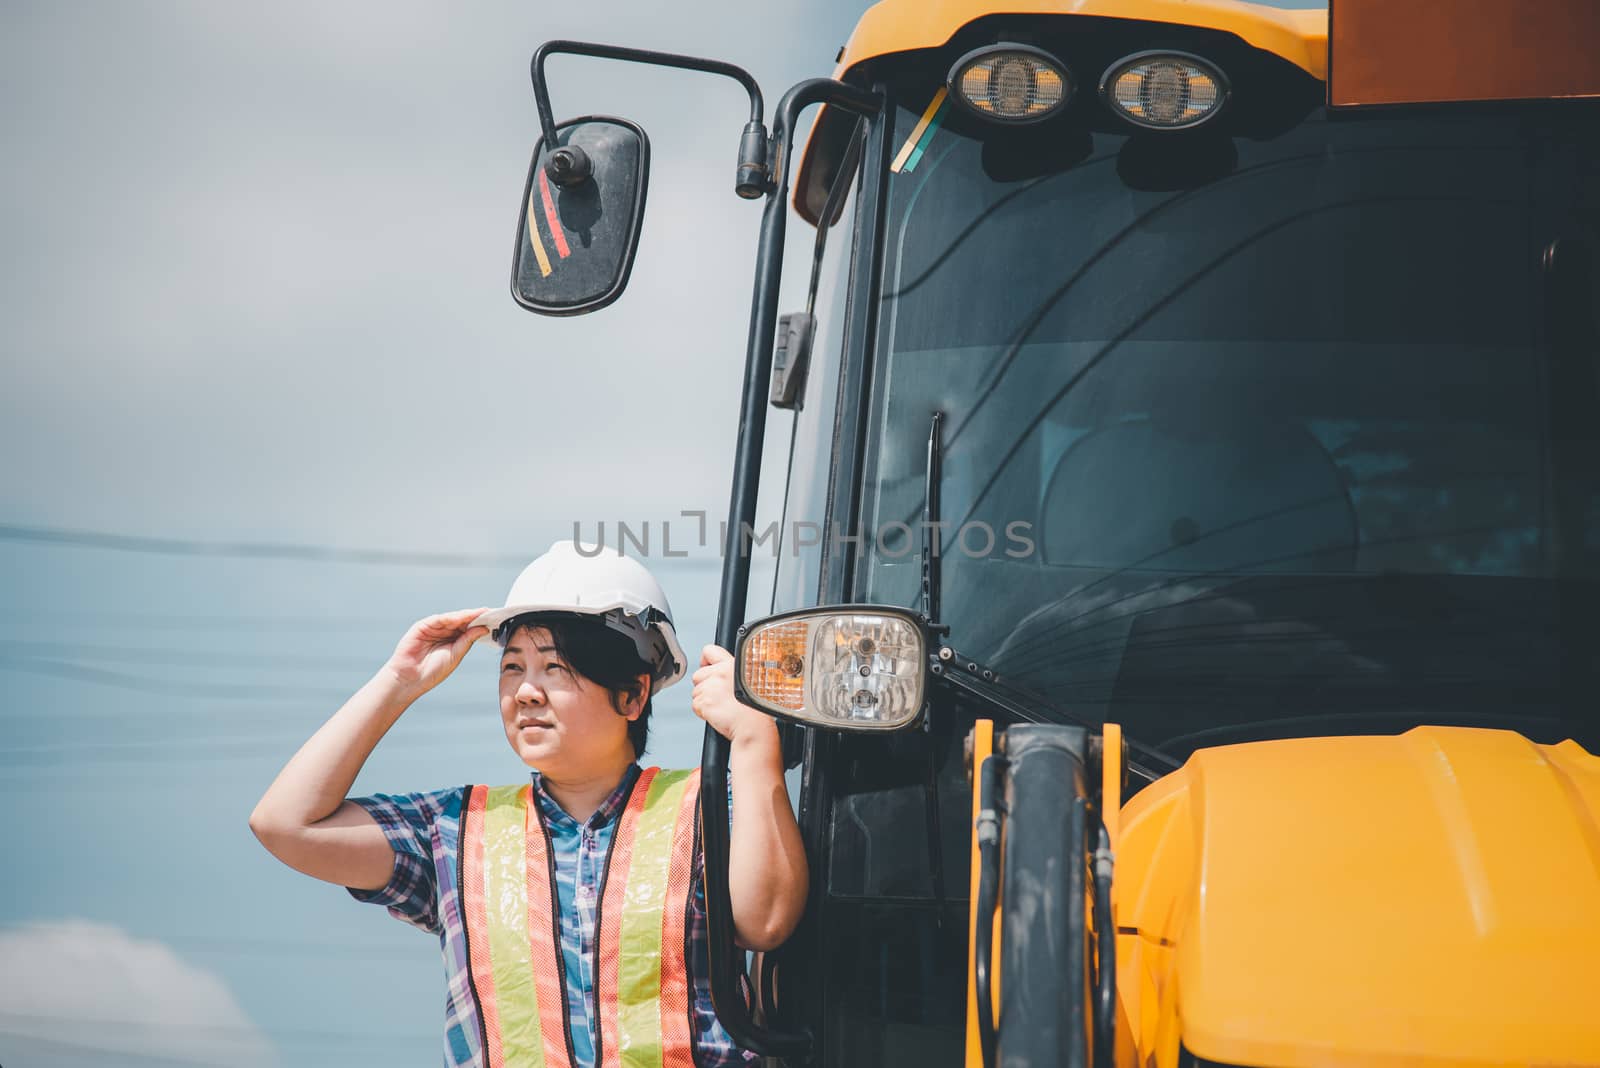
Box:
921;411;944;625
918;410;1175;780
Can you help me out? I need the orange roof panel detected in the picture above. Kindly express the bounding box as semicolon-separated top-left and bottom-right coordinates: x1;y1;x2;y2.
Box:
836;0;1328;81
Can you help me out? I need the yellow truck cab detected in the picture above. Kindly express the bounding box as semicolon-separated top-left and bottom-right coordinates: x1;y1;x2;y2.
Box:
505;3;1600;1065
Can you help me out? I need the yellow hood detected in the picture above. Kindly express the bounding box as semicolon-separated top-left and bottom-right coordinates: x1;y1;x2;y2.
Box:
1115;727;1600;1067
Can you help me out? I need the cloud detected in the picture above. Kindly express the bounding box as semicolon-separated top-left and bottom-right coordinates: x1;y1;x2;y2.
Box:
0;920;274;1067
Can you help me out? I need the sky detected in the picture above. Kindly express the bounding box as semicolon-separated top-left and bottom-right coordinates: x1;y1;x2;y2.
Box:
0;2;862;1064
1;2;1324;1065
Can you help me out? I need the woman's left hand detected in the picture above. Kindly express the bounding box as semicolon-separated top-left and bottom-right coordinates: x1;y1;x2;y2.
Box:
694;646;806;949
691;645;776;745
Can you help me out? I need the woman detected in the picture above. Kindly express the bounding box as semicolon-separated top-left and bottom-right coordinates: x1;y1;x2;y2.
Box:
249;541;808;1067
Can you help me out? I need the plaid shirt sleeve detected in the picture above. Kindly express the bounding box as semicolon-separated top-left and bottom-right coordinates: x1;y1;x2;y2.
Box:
344;788;460;936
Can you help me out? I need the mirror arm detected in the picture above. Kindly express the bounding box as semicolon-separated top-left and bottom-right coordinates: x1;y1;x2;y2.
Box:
530;40;769;196
700;77;884;1061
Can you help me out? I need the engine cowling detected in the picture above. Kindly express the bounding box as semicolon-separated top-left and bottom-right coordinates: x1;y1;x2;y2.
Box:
1114;726;1600;1067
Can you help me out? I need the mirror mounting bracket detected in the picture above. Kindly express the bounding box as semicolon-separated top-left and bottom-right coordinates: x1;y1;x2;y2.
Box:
544;144;593;188
531;40;772;199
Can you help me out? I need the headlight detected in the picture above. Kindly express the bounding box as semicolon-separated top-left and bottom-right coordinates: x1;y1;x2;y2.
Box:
1100;51;1229;130
736;607;927;731
948;44;1072;125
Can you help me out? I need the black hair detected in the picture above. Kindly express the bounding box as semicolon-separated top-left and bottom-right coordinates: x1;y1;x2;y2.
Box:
495;612;653;759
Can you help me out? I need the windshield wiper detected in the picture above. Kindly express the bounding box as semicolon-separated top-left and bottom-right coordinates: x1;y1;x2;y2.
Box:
921;411;944;625
917;408;1179;780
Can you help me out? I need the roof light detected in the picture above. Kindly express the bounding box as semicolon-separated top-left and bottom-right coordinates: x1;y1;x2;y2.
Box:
1100;51;1229;130
948;45;1071;125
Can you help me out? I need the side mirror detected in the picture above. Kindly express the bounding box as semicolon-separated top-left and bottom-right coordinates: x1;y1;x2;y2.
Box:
511;116;649;316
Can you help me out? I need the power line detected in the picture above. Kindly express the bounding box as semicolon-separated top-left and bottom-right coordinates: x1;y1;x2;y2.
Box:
0;654;497;710
0;1009;433;1046
0;611;400;632
0;521;527;568
0;639;376;671
0;925;421;961
0;657;357;700
0;730;492;758
0;649;503;767
0;521;723;570
0;726;491;758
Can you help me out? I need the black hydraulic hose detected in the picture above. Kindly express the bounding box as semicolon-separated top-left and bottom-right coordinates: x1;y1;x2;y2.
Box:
996;728;1090;1067
974;754;1005;1068
1092;824;1115;1068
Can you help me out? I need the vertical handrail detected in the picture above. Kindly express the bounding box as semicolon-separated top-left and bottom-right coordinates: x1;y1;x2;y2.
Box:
700;76;883;1061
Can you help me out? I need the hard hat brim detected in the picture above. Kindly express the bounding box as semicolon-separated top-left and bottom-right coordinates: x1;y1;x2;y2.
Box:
473;602;687;694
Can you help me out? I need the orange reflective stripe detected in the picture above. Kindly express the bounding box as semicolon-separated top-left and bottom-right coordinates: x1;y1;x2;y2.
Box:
598;766;657;1068
523;797;574;1068
538;169;571;259
464;785;573;1068
466;770;700;1068
658;770;701;1068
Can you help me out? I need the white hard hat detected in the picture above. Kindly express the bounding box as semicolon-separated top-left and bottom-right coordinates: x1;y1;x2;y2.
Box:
473;540;687;694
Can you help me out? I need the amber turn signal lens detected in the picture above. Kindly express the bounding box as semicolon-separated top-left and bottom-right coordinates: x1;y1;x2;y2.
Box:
737;608;927;732
741;619;810;713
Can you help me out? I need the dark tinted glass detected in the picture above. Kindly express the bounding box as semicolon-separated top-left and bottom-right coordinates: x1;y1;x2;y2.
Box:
773;144;861;613
861;103;1600;754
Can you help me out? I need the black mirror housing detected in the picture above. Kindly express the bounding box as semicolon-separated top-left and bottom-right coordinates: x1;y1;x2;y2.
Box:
511;116;649;316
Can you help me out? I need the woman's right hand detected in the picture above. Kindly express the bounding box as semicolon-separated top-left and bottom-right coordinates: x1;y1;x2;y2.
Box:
381;608;490;697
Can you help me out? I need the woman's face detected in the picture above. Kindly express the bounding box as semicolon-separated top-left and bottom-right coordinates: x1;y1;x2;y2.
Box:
497;624;642;777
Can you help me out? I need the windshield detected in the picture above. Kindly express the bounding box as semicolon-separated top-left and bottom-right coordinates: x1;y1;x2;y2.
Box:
859;102;1600;756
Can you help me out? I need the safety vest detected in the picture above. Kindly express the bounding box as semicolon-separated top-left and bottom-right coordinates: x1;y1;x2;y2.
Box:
458;767;702;1068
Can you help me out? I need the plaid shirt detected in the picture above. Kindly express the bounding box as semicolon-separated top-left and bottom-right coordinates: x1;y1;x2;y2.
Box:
347;765;754;1068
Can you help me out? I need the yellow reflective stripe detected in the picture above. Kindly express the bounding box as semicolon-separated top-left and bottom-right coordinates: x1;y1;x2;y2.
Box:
891;88;948;173
526;190;553;278
615;769;696;1068
482;785;546;1068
